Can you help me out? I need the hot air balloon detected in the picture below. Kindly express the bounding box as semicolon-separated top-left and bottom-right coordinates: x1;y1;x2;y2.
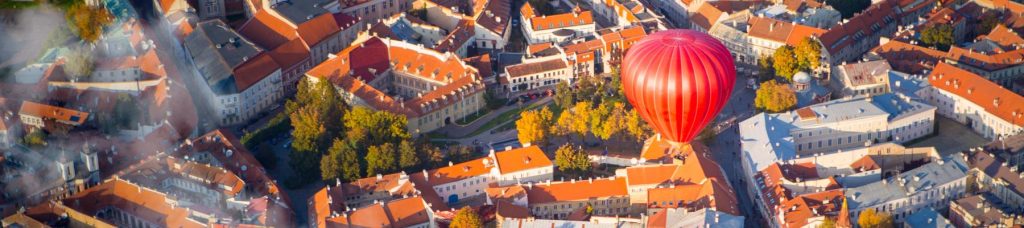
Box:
621;29;735;145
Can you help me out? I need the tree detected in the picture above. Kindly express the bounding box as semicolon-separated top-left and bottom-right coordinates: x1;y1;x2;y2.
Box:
554;144;592;179
590;101;624;142
366;143;398;176
516;106;554;145
773;45;800;81
554;81;574;109
755;81;797;112
398;140;419;171
63;47;94;80
450;206;483;228
447;145;475;163
254;143;278;170
625;109;650;143
344;107;410;146
555;102;593;141
65;4;112;43
321;139;361;182
289;107;325;181
857;209;894;228
818;217;836;228
795;38;821;72
420;144;446;168
757;55;775;81
921;24;954;51
977;13;1000;35
575;75;601;104
23;130;47;147
483;89;505;111
606;66;626;103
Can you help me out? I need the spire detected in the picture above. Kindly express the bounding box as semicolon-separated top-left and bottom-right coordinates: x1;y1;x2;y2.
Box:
837;196;852;228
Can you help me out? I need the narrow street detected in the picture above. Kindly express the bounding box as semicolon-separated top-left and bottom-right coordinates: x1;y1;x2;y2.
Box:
131;0;219;136
708;73;763;227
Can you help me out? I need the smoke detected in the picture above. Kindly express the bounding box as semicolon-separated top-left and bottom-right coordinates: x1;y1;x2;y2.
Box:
0;6;66;69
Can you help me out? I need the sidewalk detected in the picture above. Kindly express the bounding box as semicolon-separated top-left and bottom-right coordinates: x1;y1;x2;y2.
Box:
434;96;552;138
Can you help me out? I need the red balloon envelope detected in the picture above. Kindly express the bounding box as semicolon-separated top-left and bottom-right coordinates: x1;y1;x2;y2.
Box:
621;29;735;143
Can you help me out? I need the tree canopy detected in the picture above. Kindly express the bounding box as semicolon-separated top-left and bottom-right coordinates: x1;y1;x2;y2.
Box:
366;143;398;176
773;46;800;81
516;106;554;145
65;3;112;43
554;143;592;179
755;80;797;112
857;208;894;228
795;38;821;71
921;24;954;51
321;139;361;182
450;206;484;228
63;46;94;79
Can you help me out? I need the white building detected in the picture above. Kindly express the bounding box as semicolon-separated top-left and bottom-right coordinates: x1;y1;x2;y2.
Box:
408;145;553;205
846;156;969;223
184;20;283;126
831;60;893;97
927;63;1024;139
520;3;597;44
502;58;571;95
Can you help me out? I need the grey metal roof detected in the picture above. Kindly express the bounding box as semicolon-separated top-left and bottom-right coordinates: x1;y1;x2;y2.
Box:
269;0;331;25
903;207;953;228
184;20;262;95
668;208;745;228
888;71;930;98
846;155;968;210
739;93;937;173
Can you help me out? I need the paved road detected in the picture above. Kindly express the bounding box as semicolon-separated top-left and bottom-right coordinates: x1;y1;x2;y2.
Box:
132;0;218;136
707;74;763;227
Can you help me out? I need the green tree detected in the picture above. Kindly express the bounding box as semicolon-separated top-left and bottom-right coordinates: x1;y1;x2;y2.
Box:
516;106;554;145
857;208;894;228
555;102;593;141
63;47;94;80
625;109;650;143
450;206;484;228
344;107;410;146
554;143;592;179
755;81;798;112
554;81;574;109
420;144;446;168
321;139;361;181
366;143;398;176
23;130;47;147
446;145;475;163
606;67;626;103
977;14;1000;35
254;143;278;170
773;45;800;81
484;89;505;111
398;140;420;171
575;75;600;104
65;4;112;43
289;107;325;181
795;38;821;71
922;24;954;51
758;55;775;80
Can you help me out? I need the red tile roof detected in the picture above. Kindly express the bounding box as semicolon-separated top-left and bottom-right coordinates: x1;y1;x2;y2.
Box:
690;2;725;31
475;0;511;36
62;179;206;228
233;53;281;92
870;39;945;74
748;16;826;46
818;0;898;53
268;37;311;70
435;20;477;53
296;13;342;46
779;189;845;228
505;59;568;78
929;62;1024;127
19;101;89;125
946;46;1024;71
239;10;298;49
306;37;485;117
383;196;431;227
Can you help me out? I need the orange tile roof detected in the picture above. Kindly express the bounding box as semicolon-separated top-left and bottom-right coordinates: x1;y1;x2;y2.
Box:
435;19;477;53
779;189;845;228
690;2;724;31
525;178;628;204
233;53;281;92
929;62;1024;126
526;42;553;55
747;16;826;46
464;54;493;78
238;10;298;49
818;0;898;53
505;59;567;78
174;130;290;208
521;2;536;20
982;24;1024;48
296;13;341;46
646;178;739;215
486;185;528;201
383;196;431;227
475;0;511;36
946;46;1024;71
19;101;89;125
268;37;311;70
418;157;495;186
494;145;552;174
870;39;945;74
62;179;206;228
624;164;679;186
167;157;247;196
306;37;485;117
849;155;881;171
495;200;531;219
530;11;594;31
332;203;393;227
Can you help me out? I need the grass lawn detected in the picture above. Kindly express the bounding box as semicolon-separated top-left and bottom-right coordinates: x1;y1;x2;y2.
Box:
462;102;550;137
455;110;488;125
